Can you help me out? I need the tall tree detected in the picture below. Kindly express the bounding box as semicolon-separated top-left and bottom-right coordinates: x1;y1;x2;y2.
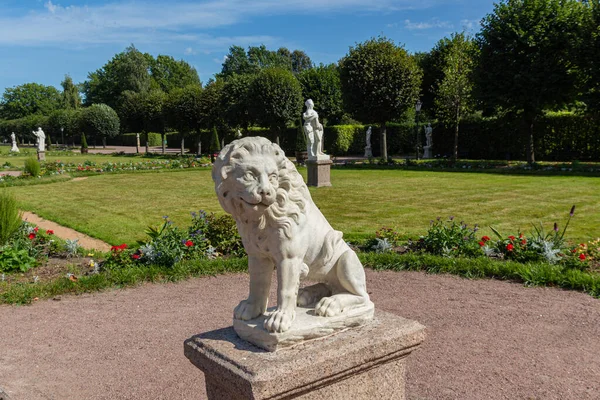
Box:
475;0;587;163
339;37;421;160
219;45;311;77
297;64;343;125
82;45;152;109
149;55;201;93
434;33;477;161
140;89;168;153
583;0;600;111
221;73;256;131
165;84;204;154
416;36;454;113
61;75;81;109
80;104;120;147
0;83;61;119
291;50;313;74
249;68;303;145
220;45;257;78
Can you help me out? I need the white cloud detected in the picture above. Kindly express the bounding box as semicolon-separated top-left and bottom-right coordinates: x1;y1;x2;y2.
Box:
404;18;453;30
460;19;480;31
0;0;439;49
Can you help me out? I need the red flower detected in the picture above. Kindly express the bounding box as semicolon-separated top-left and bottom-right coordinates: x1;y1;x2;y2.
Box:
111;243;128;252
481;236;491;242
34;227;39;233
478;241;485;247
185;240;194;247
28;233;36;240
132;254;140;260
506;243;514;252
46;230;54;235
519;233;523;239
508;235;516;241
579;253;586;260
521;239;527;245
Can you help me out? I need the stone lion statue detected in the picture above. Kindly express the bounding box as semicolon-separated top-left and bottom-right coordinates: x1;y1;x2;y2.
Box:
213;136;370;333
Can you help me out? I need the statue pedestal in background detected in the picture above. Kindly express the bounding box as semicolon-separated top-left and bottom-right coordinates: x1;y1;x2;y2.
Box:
306;158;332;187
37;151;45;161
185;310;425;400
423;146;432;159
364;146;373;158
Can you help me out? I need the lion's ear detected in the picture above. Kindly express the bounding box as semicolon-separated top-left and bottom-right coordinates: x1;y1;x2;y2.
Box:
221;166;233;181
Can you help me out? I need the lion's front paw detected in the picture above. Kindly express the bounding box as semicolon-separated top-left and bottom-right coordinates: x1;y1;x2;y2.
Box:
263;310;295;333
234;300;264;321
315;296;343;317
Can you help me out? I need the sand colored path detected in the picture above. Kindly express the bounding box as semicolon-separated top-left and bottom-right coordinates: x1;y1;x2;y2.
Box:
21;211;111;252
0;270;599;400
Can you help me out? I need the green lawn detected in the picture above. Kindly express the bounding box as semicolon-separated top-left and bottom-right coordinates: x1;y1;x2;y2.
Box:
6;168;599;245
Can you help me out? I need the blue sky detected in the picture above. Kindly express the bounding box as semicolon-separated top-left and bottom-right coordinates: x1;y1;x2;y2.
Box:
0;0;497;93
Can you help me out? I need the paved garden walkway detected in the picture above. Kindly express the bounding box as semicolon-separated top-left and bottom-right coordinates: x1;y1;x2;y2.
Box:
0;270;598;399
21;211;111;252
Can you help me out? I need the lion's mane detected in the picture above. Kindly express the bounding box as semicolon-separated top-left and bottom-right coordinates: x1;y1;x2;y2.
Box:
212;137;311;238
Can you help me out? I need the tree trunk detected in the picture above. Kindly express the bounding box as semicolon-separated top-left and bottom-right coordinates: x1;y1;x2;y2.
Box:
162;132;166;154
452;109;459;162
180;137;185;156
102;137;107;149
380;122;388;161
527;117;535;164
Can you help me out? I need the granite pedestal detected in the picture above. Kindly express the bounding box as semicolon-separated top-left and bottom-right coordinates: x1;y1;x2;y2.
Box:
306;159;332;187
423;146;432;159
184;311;425;400
37;151;45;161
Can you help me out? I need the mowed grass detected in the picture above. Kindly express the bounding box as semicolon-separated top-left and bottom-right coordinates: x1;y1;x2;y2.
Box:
6;168;600;245
0;146;159;166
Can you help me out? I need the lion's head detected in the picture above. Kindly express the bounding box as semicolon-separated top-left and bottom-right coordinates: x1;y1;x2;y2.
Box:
212;137;311;237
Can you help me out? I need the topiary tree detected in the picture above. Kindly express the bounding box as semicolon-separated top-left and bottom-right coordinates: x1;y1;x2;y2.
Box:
339;37;422;160
81;133;88;153
297;64;344;125
210;126;221;161
165;84;204;155
249;68;303;145
475;0;588;163
80;103;120;148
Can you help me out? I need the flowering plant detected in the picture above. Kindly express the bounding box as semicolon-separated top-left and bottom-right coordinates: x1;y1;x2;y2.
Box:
415;217;482;258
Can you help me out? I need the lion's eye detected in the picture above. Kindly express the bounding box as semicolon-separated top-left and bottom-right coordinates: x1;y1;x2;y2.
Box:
244;171;255;180
269;173;278;183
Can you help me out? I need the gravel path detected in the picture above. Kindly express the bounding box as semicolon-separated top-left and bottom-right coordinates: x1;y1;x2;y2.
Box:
21;211;111;252
0;270;598;400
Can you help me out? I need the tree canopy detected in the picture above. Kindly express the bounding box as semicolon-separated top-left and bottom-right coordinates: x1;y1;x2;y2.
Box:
297;64;343;125
80;103;120;140
0;83;62;119
475;0;588;162
339;37;421;159
219;45;312;78
60;75;81;109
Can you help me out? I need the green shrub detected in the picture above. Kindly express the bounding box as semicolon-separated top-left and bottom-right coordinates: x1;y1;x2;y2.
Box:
0;191;22;245
416;217;482;258
117;132;163;147
0;247;36;273
210;127;221;153
23;157;41;177
191;211;244;257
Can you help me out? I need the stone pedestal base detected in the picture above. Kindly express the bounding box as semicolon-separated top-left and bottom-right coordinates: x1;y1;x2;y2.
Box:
37;151;45;161
364;146;373;158
423;146;432;159
306;159;332;187
184;311;426;400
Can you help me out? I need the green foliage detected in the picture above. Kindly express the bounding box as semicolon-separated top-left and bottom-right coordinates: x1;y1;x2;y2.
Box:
199;80;225;131
220;45;310;78
221;73;256;130
47;108;81;142
82;45;152;110
0;83;62;119
475;0;588;162
249;68;303;142
80;103;120;140
24;157;40;177
60;75;81;109
435;32;477;161
191;211;244;257
295;120;307;152
339;37;422;159
149;55;200;93
210;127;221;153
0;247;36;273
81;133;88;150
297;64;343;125
0;191;22;245
165;84;203;136
416;217;482;257
117;132;163;147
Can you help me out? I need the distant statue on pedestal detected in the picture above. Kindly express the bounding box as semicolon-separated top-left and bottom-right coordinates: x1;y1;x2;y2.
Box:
423;123;433;159
32;127;45;152
10;132;19;153
364;126;373;158
236;129;242;138
303;99;328;160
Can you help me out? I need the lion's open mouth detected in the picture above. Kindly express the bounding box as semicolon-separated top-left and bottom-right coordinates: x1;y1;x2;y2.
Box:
240;198;267;207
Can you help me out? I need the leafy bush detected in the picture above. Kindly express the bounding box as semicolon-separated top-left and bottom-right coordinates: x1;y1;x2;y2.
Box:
0;247;36;272
23;157;41;177
415;217;482;257
0;191;21;245
190;211;244;257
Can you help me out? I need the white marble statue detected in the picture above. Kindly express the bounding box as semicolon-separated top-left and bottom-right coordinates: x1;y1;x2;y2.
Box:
302;99;328;160
364;126;373;158
10;132;19;153
32;127;45;152
213;137;371;334
425;123;433;147
236;129;242;138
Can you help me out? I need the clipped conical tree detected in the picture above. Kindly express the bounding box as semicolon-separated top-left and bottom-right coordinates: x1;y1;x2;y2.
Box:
210;126;221;162
81;133;88;153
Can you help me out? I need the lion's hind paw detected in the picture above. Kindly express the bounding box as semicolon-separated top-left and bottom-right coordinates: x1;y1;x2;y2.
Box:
264;310;294;333
315;296;343;317
234;300;264;321
297;283;331;307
